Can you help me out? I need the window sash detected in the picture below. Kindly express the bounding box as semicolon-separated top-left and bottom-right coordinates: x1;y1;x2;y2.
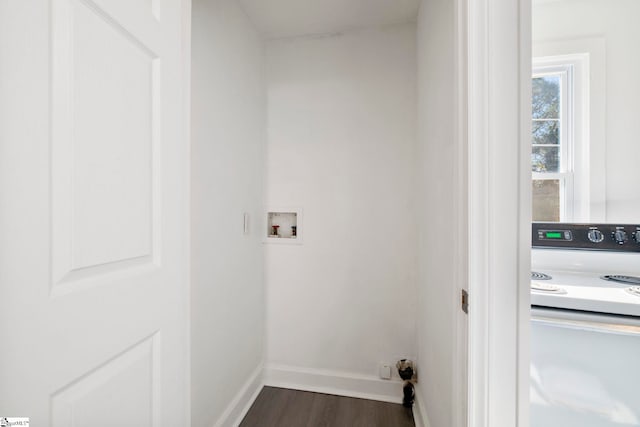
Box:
532;172;573;221
532;62;575;221
532;67;571;173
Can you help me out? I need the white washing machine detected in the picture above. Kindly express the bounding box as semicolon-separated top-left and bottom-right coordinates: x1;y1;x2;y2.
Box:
531;223;640;427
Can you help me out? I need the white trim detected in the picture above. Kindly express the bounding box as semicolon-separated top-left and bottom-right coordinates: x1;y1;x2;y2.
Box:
454;0;469;425
263;364;404;404
181;0;192;424
533;37;606;222
467;0;490;422
517;2;533;426
212;363;265;427
467;0;531;426
532;54;591;222
413;386;432;427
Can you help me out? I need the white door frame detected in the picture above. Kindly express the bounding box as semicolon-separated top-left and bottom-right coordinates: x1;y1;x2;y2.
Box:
181;0;193;423
466;0;532;426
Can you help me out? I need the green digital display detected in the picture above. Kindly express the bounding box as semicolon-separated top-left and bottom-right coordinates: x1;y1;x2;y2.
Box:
545;232;563;239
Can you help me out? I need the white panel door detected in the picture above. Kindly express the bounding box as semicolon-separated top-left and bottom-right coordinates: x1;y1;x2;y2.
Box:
0;0;189;425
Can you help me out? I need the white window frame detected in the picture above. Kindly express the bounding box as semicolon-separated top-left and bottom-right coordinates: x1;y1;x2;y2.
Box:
532;54;589;222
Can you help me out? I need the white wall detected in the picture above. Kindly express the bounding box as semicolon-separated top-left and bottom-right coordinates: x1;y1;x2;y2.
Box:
533;0;640;223
264;24;418;392
415;0;460;426
190;1;265;425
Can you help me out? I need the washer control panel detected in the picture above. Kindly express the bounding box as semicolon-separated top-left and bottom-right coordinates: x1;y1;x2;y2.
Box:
533;223;640;252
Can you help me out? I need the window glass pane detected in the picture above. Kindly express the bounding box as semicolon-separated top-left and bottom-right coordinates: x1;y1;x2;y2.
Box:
532;120;559;145
532;76;560;119
531;146;560;172
533;179;560;222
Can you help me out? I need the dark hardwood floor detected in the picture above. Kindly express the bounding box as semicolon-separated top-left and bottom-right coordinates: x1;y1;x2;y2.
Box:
239;386;415;427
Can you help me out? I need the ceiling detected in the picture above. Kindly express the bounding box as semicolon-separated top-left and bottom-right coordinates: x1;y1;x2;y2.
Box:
238;0;421;39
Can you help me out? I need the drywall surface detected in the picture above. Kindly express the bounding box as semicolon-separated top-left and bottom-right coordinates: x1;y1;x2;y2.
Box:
264;24;418;385
191;0;265;425
415;0;457;426
533;0;640;223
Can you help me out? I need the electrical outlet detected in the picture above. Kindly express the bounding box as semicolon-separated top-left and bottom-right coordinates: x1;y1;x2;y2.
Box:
378;363;392;380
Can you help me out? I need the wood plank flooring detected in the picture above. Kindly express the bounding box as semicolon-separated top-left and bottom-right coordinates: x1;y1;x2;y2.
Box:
239;386;415;427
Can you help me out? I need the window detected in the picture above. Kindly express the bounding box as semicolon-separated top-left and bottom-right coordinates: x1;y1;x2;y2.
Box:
531;56;586;222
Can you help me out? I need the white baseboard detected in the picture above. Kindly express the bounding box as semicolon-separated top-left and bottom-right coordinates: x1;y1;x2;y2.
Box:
263;364;404;404
212;363;264;427
412;386;431;427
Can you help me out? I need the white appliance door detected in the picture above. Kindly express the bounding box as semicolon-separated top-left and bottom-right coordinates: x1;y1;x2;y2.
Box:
0;0;189;425
531;308;640;427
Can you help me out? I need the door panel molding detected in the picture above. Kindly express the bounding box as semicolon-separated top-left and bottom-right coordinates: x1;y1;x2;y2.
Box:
51;332;161;427
50;0;163;293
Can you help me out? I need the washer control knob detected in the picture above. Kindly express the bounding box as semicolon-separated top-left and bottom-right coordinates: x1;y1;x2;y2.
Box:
613;229;628;245
633;231;640;244
587;229;604;243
